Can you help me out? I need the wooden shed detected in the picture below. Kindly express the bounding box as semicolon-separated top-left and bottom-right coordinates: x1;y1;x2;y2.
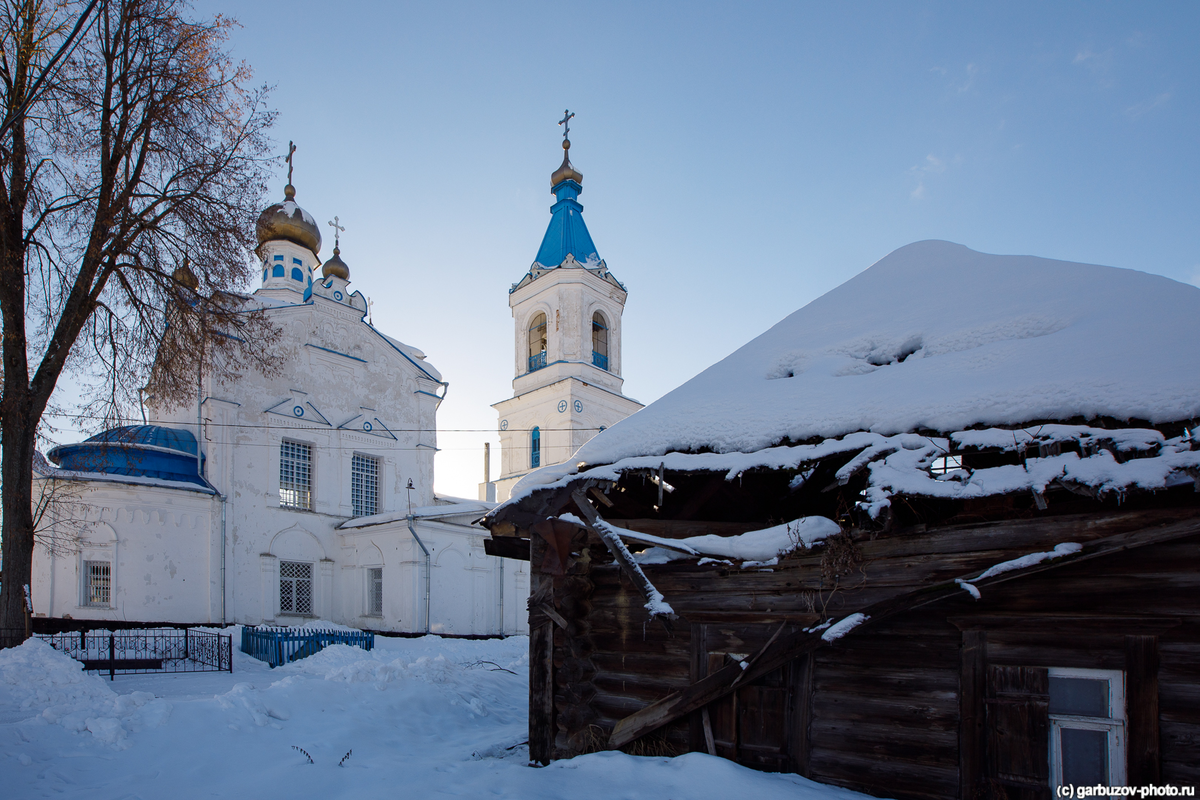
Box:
482;242;1200;798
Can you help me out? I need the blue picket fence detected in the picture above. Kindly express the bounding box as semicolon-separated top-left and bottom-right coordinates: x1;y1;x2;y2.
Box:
240;627;374;668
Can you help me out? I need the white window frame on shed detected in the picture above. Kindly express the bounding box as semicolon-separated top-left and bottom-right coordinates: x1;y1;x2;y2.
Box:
279;560;314;616
1048;666;1126;789
280;440;313;510
351;453;380;517
366;566;383;617
82;559;112;607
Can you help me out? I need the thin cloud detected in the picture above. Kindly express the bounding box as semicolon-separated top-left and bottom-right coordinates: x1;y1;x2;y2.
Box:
909;154;957;200
1125;92;1172;119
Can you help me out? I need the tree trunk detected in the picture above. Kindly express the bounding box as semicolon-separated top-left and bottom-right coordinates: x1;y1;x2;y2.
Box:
0;400;36;642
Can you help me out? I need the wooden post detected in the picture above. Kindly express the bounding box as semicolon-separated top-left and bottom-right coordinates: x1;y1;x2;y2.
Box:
689;623;708;753
789;651;814;776
1125;635;1160;784
960;629;986;798
528;528;555;765
529;622;555;765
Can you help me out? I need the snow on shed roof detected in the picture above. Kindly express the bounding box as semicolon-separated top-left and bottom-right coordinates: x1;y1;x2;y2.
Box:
571;240;1200;471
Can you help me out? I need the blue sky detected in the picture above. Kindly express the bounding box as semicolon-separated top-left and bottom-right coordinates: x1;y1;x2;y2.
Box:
182;0;1197;498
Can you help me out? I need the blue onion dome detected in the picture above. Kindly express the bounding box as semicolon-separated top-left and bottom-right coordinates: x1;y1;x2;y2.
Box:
550;139;582;187
256;184;322;256
47;425;207;487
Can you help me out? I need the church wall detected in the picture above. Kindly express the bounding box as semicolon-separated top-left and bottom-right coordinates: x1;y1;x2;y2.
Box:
31;481;219;623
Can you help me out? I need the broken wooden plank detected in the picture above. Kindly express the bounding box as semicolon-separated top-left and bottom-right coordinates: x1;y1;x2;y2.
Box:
570;490;678;627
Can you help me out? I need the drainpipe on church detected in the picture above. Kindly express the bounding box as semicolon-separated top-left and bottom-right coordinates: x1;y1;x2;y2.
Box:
405;479;431;634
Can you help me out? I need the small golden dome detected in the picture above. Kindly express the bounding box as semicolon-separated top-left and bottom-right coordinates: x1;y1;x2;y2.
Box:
550;140;582;187
172;259;198;290
256;184;322;255
321;246;349;280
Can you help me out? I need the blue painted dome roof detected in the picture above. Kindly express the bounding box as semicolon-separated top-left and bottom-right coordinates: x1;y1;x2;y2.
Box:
533;146;600;269
48;425;207;487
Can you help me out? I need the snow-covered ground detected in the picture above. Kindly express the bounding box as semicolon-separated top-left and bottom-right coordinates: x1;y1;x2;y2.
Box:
0;631;879;800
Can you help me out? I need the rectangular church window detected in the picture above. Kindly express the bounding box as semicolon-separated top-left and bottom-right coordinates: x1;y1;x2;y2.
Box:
279;561;312;615
351;454;379;517
83;560;111;607
367;567;383;617
280;440;313;509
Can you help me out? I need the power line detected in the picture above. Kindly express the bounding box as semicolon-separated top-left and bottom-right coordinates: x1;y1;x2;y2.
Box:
40;409;601;435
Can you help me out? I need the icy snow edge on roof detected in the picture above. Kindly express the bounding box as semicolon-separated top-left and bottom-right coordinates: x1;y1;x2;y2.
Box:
574;240;1200;469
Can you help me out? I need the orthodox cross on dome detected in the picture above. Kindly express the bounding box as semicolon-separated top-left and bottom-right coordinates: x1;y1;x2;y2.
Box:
558;109;574;142
328;215;344;249
285;141;297;184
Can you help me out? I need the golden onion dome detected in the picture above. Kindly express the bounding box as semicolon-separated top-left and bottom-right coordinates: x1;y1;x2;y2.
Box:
172;259;198;290
321;246;349;280
255;184;322;255
550;139;583;187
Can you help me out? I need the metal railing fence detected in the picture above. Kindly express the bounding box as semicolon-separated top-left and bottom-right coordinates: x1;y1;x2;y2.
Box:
240;627;374;668
1;628;233;680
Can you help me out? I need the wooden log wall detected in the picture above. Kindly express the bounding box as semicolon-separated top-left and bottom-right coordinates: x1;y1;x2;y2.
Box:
533;503;1200;798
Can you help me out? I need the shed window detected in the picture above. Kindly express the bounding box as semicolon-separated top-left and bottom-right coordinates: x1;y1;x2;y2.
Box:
83;560;111;607
351;454;379;517
279;561;313;615
531;426;541;468
279;440;313;509
367;567;383;617
528;313;547;372
1049;668;1125;788
591;312;609;371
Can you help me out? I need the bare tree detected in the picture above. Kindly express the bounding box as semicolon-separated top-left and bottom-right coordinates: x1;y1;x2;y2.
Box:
0;0;277;637
31;451;87;558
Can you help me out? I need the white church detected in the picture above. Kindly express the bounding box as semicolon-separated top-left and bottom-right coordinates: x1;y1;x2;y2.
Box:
32;118;639;636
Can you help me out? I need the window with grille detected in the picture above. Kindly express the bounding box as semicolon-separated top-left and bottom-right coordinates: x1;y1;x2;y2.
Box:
351;454;379;517
592;312;609;371
83;560;111;607
279;561;313;615
367;567;383;616
280;440;312;509
528;312;547;372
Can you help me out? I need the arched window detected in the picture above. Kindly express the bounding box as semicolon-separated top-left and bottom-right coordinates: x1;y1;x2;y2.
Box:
291;267;304;282
528;312;548;372
272;265;285;277
591;312;609;371
530;426;541;468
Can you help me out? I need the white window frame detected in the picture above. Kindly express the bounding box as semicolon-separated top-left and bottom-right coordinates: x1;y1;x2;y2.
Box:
366;566;383;617
279;440;313;510
279;560;313;616
351;453;380;517
82;560;112;607
1048;667;1126;789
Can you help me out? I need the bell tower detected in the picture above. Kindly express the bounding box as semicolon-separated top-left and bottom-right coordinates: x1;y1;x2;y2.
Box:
486;113;642;502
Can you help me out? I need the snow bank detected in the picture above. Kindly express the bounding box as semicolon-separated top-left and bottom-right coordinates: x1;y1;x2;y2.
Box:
511;241;1200;497
0;639;171;748
1;634;882;800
